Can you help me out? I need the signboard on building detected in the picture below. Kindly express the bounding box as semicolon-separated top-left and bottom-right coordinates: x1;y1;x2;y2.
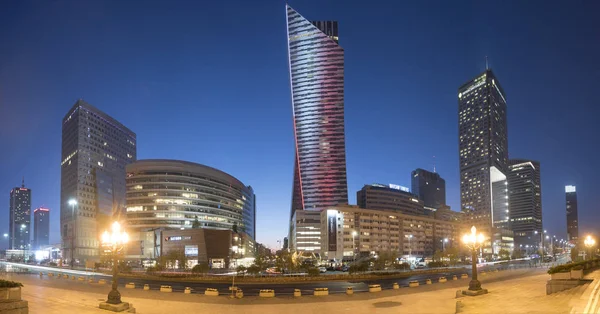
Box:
327;210;337;251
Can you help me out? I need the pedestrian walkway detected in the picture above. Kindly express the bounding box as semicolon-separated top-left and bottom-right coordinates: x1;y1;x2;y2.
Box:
570;270;600;314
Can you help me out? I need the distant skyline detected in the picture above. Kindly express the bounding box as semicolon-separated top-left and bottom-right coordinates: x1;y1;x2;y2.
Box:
1;0;599;249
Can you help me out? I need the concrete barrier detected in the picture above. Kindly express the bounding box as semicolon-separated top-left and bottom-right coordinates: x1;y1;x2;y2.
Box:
452;275;458;280
259;289;275;298
125;283;135;289
409;281;419;288
88;279;94;283
346;287;354;295
71;276;76;280
184;287;192;294
48;273;54;277
314;288;329;296
426;279;432;285
98;279;106;285
143;284;150;291
78;277;85;281
160;285;172;293
62;274;69;279
393;283;400;289
461;274;468;279
293;289;301;297
439;277;447;283
235;289;244;298
368;284;382;292
205;288;219;296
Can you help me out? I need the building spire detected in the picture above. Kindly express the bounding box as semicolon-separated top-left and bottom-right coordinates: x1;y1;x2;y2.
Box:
21;176;24;188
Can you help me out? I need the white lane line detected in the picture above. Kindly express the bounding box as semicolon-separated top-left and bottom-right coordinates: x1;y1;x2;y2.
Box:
584;279;600;314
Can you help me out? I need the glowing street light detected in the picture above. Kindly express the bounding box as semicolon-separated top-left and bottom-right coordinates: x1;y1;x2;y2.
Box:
100;221;129;307
584;235;596;261
68;198;78;269
352;231;358;262
462;226;488;295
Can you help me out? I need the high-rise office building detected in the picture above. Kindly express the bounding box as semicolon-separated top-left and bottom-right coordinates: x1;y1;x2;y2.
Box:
565;185;578;242
9;179;31;250
411;168;446;209
286;5;348;223
507;160;542;247
60;100;136;264
357;184;425;216
458;69;509;229
34;207;50;249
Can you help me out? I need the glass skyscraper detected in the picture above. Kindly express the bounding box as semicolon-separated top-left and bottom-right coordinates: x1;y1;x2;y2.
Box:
34;207;50;249
565;185;578;242
9;180;31;250
60;100;136;264
286;5;348;222
411;168;446;210
507;160;542;247
458;69;509;232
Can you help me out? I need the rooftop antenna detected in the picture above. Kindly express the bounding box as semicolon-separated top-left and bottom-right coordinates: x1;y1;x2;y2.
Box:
485;56;489;70
21;177;24;188
433;156;436;173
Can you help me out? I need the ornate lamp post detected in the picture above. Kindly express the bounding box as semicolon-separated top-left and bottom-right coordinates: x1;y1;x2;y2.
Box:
99;221;131;312
584;235;595;261
462;226;488;296
68;199;77;269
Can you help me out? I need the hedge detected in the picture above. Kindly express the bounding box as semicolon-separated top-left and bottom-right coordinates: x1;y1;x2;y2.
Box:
547;259;600;274
0;279;23;288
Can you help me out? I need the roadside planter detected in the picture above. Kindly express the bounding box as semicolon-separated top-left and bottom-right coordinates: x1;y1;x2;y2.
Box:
125;282;136;289
346;287;354;295
392;283;400;289
259;289;275;297
452;275;458;281
98;279;106;285
368;284;381;292
571;269;584;279
184;287;192;294
48;273;54;277
439;277;447;283
409;280;419;288
425;279;432;285
550;272;571;280
0;280;27;313
314;288;329;296
143;284;150;291
88;279;94;283
0;286;22;300
205;288;219;296
461;274;468;279
293;289;301;297
78;277;85;281
160;285;172;293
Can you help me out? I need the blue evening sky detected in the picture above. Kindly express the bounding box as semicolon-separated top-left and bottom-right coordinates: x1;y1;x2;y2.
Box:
1;0;599;249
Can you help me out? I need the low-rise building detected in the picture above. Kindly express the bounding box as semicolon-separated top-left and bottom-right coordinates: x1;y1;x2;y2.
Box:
289;210;321;253
357;184;425;216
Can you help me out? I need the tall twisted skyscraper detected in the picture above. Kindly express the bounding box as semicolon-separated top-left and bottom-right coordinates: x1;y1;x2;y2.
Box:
458;69;509;232
286;5;348;221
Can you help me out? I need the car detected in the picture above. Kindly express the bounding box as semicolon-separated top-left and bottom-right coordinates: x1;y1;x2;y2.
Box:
341;265;349;272
318;266;327;273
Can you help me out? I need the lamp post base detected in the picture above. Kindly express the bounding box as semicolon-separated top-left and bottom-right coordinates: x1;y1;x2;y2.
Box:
99;301;134;312
107;289;122;304
468;279;482;291
462;288;488;296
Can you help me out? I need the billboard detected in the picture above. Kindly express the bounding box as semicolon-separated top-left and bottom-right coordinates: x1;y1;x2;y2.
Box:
328;211;337;251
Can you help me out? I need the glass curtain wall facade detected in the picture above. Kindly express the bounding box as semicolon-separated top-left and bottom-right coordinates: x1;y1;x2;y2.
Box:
60;100;137;263
34;207;50;249
286;5;348;223
9;183;31;250
411;168;446;209
125;160;256;240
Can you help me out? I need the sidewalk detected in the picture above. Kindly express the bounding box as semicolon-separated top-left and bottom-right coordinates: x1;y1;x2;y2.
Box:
568;269;600;314
2;268;572;314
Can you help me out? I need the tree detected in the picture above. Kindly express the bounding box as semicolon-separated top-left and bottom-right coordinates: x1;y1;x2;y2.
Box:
498;249;510;261
445;247;460;265
192;216;201;229
232;222;238;234
374;250;398;270
236;265;247;276
192;262;209;275
165;249;188;270
512;249;524;259
252;253;268;273
275;250;298;273
433;249;445;262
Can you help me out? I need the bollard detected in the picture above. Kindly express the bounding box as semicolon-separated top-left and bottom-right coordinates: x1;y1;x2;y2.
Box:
184;287;192;294
160;285;172;293
235;289;244;298
78;277;85;281
368;284;382;292
259;289;275;298
346;287;354;295
393;283;400;290
71;276;76;280
409;281;419;288
143;284;150;291
98;279;106;285
205;288;219;296
314;288;329;296
125;283;135;289
88;279;94;283
48;273;54;277
39;272;43;277
461;274;468;279
293;289;301;297
439;277;447;283
452;275;458;280
426;279;432;285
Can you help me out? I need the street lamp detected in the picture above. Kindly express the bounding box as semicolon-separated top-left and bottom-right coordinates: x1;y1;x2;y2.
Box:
100;221;129;308
442;238;449;251
462;226;488;295
68;199;77;269
405;234;413;261
584;236;596;261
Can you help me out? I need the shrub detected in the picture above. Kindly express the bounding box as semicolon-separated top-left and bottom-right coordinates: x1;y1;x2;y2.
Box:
192;263;209;274
306;267;320;277
48;262;57;267
0;280;23;288
427;261;448;268
393;262;411;270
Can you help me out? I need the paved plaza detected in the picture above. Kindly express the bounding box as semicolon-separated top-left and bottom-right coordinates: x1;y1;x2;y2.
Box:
1;268;595;314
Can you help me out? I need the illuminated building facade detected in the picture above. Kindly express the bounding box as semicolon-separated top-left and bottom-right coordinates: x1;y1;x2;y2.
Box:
357;183;425;216
507;160;542;247
60;100;137;263
458;69;509;230
286;5;348;223
9;181;31;250
565;185;578;242
33;207;50;249
125;160;256;243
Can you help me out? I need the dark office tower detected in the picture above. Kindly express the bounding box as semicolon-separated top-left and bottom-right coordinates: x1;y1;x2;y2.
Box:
357;184;425;216
34;207;50;249
61;100;136;264
286;5;348;220
458;69;509;230
507;160;542;247
565;185;578;242
9;179;31;250
411;168;446;209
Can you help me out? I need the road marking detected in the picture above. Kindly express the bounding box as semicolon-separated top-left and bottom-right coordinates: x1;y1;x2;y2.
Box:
584;279;600;314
